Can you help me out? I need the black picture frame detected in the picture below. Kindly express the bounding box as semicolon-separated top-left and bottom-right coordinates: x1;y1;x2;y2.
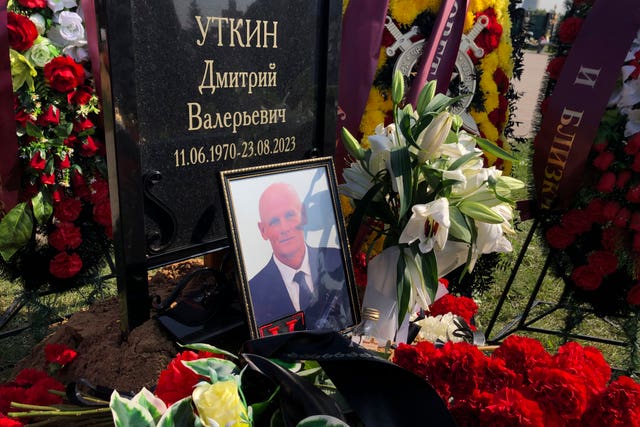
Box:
221;157;360;338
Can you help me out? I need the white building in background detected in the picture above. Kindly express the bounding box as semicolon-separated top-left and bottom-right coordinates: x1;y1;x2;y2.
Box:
522;0;566;13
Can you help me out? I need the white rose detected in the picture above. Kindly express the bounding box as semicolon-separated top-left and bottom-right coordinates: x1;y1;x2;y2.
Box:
47;0;78;13
57;11;85;42
26;38;58;68
62;43;89;63
29;14;46;35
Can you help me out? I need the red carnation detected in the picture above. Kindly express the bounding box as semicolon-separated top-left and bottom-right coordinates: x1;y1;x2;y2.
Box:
526;367;589;424
392;342;435;380
561;208;592;234
43;56;85;93
428;294;478;325
155;350;218;406
602;201;621;222
49;222;82;251
479;388;544;427
633;153;640;172
585;198;606;224
613;207;631;228
592;140;608;153
601;225;622;251
630;212;640;232
596;172;616;193
49;251;83;278
625;133;640;155
67;85;94;105
29;151;46;171
581;376;640;427
430;342;487;401
545;225;575;249
14;369;49;387
71;170;90;199
553;341;611;399
626;283;640;305
546;56;566;80
449;389;494;427
54;197;82;222
0;385;27;414
24;377;64;406
558;16;584;44
571;264;603;290
492;335;552;382
7;12;38;52
616;170;632;190
44;343;78;366
474;9;502;55
89;179;110;204
0;413;24;427
92;200;112;228
587;250;618;276
633;232;640;253
481;357;521;392
17;0;46;7
592;151;615;171
626;184;640;204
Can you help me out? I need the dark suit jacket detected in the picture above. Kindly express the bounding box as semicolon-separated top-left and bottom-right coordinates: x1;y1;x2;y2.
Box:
249;246;352;330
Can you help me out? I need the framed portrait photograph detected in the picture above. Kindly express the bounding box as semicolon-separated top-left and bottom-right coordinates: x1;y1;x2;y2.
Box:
220;157;360;338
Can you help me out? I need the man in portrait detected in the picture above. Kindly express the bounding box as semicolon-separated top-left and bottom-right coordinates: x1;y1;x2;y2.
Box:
248;182;353;331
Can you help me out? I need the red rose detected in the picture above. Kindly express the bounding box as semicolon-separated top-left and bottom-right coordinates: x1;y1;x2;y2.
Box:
48;222;82;251
616;170;632;189
63;134;77;147
51;189;61;203
625;133;640;155
7;12;38;52
587;250;618;276
79;136;99;157
17;0;47;7
613;207;631;228
545;225;575;249
478;388;544;427
592;151;615;171
49;251;83;278
40;172;55;185
43;56;85;93
596;172;616;193
626;184;640;204
581;376;640;427
44;343;78;366
89;179;110;204
92;200;112;228
155;350;218;406
546;56;566;80
54;197;82;222
37;105;60;127
571;264;603;290
73;118;94;133
526;367;588;423
56;153;71;169
561;208;592;234
67;85;93;105
558;16;584;44
630;212;640;232
29;151;46;171
626;283;640;305
492;335;552;381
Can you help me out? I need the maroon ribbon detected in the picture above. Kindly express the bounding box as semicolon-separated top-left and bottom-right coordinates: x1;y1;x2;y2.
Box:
0;0;20;214
533;1;640;211
334;0;389;178
406;0;469;104
81;0;101;95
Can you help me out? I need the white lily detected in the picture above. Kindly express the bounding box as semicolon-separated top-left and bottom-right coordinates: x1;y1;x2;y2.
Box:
339;161;375;201
468;204;514;271
368;123;404;192
416;111;453;163
399;198;450;253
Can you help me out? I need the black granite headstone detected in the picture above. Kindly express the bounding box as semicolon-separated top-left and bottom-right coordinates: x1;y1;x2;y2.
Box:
95;0;342;330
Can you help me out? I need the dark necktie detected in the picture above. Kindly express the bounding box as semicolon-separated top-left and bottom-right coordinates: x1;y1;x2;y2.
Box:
294;271;313;309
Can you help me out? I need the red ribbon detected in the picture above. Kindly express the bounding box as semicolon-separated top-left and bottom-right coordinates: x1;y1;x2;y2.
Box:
406;0;469;104
334;0;390;178
0;0;20;214
533;1;640;211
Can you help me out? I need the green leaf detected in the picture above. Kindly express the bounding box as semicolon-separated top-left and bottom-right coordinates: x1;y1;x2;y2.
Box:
420;250;438;305
109;391;156;427
0;202;33;261
396;250;410;328
389;147;412;219
54;122;73;138
183;358;238;383
157;397;195;427
424;93;466;113
474;136;520;163
133;389;165;423
448;151;483;171
296;415;350;427
31;191;53;225
458;200;505;224
448;206;472;243
250;385;280;419
25;120;43;138
181;342;238;360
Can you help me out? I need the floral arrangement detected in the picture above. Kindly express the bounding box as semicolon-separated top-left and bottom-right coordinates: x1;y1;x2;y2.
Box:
340;71;523;328
0;0;111;290
538;0;640;313
393;334;640;426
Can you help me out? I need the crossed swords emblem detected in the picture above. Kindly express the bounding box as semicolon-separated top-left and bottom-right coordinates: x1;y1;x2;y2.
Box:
384;15;490;135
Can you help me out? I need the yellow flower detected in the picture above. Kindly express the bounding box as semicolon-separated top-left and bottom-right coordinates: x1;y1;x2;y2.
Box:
193;380;249;427
10;49;36;92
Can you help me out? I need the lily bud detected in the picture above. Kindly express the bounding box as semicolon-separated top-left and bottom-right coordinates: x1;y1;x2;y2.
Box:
391;70;405;105
416;111;453;163
341;127;366;160
451;114;463;132
416;80;436;115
